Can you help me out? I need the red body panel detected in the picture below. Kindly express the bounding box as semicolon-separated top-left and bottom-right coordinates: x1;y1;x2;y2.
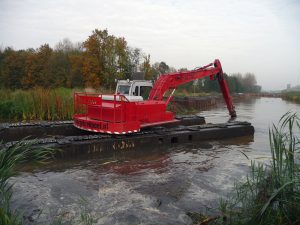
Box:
73;93;176;134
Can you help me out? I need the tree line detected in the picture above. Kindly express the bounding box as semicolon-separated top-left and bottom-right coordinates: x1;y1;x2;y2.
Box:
199;72;261;93
0;28;261;93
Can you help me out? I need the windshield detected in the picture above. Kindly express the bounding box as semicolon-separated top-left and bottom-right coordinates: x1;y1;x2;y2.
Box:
117;85;130;95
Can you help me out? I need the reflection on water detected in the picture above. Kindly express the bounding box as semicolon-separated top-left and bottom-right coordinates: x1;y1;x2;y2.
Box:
11;98;300;225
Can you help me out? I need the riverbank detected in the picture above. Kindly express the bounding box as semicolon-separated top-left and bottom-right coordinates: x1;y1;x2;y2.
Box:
174;93;257;114
282;91;300;104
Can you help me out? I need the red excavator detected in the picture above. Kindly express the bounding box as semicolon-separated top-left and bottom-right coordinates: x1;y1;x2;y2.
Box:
73;59;236;134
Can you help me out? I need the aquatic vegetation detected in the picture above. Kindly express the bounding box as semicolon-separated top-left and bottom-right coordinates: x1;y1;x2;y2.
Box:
0;140;56;225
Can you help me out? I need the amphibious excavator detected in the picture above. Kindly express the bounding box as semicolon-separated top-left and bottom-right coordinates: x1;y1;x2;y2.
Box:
73;59;236;134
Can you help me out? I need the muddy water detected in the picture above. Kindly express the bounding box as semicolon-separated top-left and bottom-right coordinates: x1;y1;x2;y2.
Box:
10;98;300;225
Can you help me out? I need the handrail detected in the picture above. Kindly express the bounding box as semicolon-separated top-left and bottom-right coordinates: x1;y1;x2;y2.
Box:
74;92;131;124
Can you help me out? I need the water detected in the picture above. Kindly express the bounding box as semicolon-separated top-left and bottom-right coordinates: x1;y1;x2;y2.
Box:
10;97;300;224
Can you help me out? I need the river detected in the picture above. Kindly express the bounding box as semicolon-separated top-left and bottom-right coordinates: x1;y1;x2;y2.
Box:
10;97;300;225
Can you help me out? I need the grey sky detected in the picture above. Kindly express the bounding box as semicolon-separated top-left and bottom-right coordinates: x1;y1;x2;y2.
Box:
1;0;300;90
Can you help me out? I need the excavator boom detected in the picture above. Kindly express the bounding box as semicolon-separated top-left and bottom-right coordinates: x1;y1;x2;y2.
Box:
149;59;236;117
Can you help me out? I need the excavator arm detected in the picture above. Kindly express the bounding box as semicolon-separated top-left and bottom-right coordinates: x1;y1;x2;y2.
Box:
148;59;236;117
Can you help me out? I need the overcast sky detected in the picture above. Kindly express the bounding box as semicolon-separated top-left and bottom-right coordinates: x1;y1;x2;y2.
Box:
1;0;300;90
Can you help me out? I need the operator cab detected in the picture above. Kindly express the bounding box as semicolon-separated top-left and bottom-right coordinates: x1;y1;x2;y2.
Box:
116;80;153;100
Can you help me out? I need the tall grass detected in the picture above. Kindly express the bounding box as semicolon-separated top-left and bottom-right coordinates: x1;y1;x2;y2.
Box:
0;140;56;225
0;88;75;122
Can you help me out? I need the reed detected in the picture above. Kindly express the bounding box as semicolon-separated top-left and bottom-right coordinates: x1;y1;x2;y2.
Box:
0;88;75;122
0;140;56;225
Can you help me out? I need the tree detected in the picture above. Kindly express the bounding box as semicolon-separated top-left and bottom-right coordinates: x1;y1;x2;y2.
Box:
128;47;142;73
47;51;70;87
82;29;107;87
158;61;169;74
140;54;156;80
230;73;244;93
82;56;101;88
227;73;260;93
243;73;257;92
114;37;129;81
55;39;83;55
22;44;53;88
68;54;84;88
0;28;262;93
83;29;131;89
2;48;27;89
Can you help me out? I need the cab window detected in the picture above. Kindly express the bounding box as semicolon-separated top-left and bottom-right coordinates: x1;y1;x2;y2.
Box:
117;85;130;95
140;86;152;99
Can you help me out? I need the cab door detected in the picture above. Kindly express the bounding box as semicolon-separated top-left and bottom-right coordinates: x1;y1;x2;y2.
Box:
131;84;140;96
